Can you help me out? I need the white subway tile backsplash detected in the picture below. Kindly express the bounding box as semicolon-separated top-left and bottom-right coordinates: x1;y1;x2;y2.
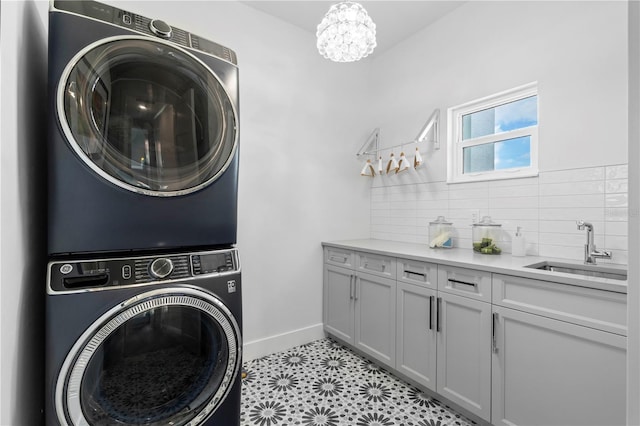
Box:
539;207;605;222
538;167;605;184
604;235;628;251
489;208;539;221
539;181;605;196
605;208;629;222
368;164;628;264
605;193;629;208
605;221;628;236
606;164;628;180
489;195;538;209
606;179;628;194
539;194;605;209
449;198;489;210
539;220;605;235
489;184;539;198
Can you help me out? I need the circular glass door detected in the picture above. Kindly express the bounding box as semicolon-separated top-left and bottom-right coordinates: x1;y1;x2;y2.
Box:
58;36;237;196
56;288;241;426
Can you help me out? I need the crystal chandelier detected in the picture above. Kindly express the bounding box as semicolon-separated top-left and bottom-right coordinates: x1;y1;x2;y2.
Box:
316;1;377;63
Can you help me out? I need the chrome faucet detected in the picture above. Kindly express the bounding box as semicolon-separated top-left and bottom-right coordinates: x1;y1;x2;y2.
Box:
576;220;612;264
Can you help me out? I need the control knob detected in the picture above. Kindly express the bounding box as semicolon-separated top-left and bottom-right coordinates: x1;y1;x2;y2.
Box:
150;258;174;279
149;19;172;39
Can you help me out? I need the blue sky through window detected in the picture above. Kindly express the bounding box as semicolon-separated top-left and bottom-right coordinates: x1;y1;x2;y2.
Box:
462;95;536;174
462;95;537;139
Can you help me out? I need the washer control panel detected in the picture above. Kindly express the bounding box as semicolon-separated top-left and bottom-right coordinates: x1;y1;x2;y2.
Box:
48;248;239;293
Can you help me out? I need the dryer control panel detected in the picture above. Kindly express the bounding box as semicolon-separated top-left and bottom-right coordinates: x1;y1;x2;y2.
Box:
53;0;238;64
48;248;239;293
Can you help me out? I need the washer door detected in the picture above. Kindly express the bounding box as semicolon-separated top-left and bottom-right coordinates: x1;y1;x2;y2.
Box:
56;287;241;426
58;36;237;196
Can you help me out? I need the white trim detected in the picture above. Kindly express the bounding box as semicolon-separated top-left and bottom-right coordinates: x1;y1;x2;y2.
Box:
242;323;325;361
447;82;539;184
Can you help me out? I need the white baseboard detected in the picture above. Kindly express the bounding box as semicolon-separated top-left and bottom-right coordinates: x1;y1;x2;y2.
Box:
242;323;325;361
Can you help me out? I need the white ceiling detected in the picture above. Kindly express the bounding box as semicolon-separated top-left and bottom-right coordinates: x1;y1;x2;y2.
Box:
239;1;466;54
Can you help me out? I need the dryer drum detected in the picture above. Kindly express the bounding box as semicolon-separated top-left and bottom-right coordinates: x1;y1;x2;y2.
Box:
58;36;238;197
55;288;241;426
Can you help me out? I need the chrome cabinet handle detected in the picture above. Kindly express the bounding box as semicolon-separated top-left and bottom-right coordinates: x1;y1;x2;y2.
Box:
492;312;499;353
349;275;354;300
355;277;359;301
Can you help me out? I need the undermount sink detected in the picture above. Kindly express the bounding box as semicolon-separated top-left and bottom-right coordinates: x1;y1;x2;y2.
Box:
524;261;627;281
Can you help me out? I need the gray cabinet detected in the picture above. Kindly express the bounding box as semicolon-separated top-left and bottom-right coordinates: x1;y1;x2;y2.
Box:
323;244;628;426
355;272;396;368
491;305;626;426
491;273;627;426
323;264;355;344
396;262;492;422
396;281;437;390
437;267;492;422
323;248;396;368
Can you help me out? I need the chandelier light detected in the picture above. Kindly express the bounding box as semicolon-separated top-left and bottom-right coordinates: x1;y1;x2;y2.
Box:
316;1;377;63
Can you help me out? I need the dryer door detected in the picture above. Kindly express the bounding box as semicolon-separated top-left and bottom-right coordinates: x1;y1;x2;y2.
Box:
58;36;237;197
56;287;241;426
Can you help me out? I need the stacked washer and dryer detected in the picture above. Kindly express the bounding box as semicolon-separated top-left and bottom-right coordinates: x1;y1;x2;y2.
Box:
45;1;242;425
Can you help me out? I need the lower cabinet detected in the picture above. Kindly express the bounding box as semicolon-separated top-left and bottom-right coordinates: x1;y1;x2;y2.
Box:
323;260;396;368
437;292;492;421
396;282;437;390
491;305;627;426
324;246;628;426
355;272;396;368
396;283;492;422
323;264;355;344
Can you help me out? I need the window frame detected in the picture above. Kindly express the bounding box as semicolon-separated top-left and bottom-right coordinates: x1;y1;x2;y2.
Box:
446;82;539;184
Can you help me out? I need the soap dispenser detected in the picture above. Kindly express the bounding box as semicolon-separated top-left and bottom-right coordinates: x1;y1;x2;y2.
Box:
512;226;526;257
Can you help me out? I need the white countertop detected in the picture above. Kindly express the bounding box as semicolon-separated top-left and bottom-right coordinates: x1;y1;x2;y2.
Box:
322;239;628;294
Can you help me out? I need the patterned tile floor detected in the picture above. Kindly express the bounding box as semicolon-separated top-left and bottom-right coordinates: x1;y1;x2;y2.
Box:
241;338;475;426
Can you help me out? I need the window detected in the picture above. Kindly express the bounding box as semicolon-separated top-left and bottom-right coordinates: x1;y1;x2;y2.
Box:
447;83;538;183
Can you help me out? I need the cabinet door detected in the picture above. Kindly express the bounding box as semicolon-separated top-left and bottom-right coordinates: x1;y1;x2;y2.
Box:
396;282;437;391
355;272;396;368
492;306;626;426
436;292;492;421
323;264;355;344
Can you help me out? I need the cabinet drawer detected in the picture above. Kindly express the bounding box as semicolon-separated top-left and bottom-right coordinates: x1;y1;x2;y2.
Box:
493;274;627;335
437;265;491;302
324;247;355;268
356;252;396;279
397;258;438;289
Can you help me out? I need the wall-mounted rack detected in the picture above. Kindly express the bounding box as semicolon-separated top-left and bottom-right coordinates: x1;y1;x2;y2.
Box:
356;109;440;158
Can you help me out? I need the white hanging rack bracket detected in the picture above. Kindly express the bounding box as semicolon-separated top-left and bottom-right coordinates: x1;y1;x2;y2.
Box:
356;127;380;158
415;108;440;150
355;109;440;158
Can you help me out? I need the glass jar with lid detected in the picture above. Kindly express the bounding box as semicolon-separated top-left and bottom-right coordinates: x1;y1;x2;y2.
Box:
429;216;453;248
472;216;502;254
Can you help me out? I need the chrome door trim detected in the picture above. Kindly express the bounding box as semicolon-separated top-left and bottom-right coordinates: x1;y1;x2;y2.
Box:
55;285;242;426
56;35;239;197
